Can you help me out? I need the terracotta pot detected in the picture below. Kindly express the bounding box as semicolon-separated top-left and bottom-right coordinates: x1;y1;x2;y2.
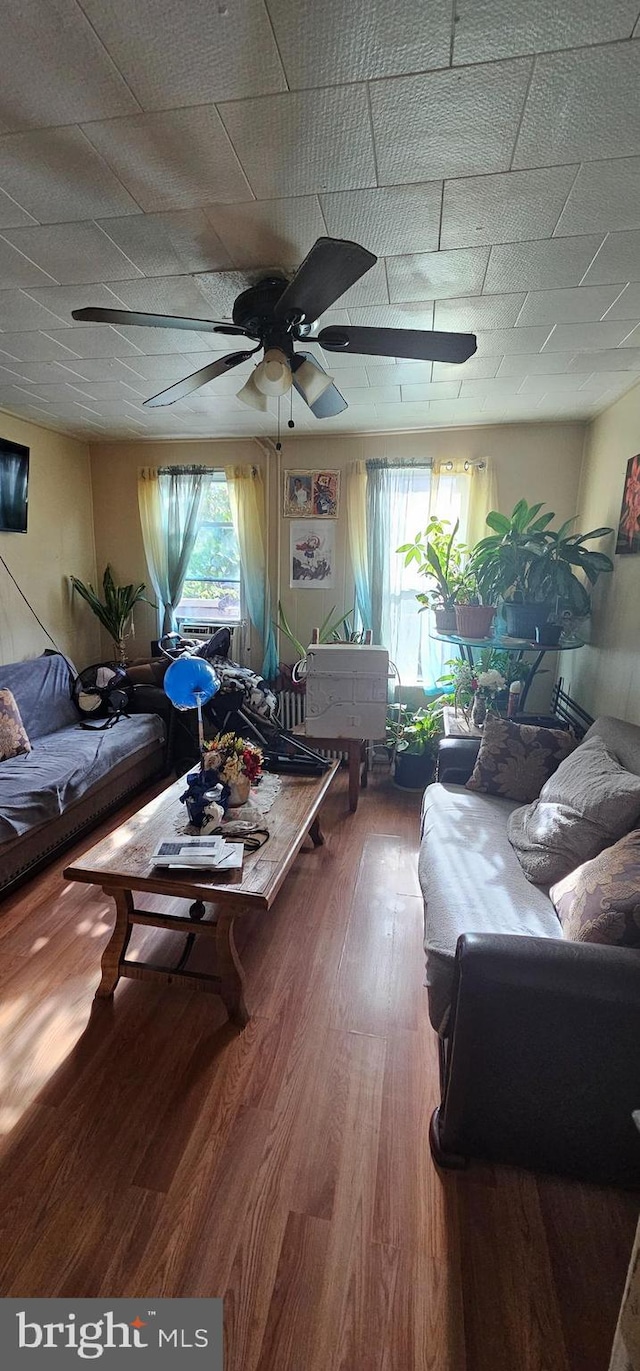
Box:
227;774;251;807
434;607;457;634
455;604;496;639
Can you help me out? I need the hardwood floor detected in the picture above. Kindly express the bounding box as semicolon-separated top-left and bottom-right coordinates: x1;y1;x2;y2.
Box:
0;770;637;1370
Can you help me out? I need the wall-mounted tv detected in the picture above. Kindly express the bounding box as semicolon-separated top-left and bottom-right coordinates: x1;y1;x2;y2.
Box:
0;437;29;533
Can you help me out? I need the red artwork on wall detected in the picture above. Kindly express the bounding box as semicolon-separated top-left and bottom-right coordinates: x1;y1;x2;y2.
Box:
616;454;640;555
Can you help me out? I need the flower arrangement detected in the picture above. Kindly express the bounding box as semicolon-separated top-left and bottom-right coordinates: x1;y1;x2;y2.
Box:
202;732;263;786
473;668;506;702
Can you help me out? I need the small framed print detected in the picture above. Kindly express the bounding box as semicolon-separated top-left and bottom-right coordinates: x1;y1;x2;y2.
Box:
616;453;640;554
283;471;313;517
312;470;340;518
290;519;335;588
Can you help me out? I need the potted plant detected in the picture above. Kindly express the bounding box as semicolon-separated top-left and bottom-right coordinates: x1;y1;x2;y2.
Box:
275;601;363;690
453;568;497;640
470;501;613;639
70;565;154;664
397;518;467;633
389;703;442;790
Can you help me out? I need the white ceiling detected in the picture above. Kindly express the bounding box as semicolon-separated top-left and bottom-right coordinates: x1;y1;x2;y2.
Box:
0;0;639;440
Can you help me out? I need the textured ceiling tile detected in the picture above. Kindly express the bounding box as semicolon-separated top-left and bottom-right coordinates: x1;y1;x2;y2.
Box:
0;290;74;333
18;357;139;384
320;184;442;256
21;283;133;327
515;285;623;325
107;274;229;320
205;197;326;271
0;361;28;383
581;231;640;286
387;247;489;302
434;294;525;330
0;237;57;289
346;302;436;329
0;0;140;131
219;87;376;199
484;236;604;293
104;354;199;383
460;376;521;397
421;397;491;423
41;326;143;359
79;0;286;107
441;167;577;250
82;108;252;212
0;188;37;229
576;372;637;395
432;355;500;380
365;362;433;386
340;385;402;406
472;326;552;355
370;59;532;186
496;352;578;377
517;372;586;393
266;0;451;86
554;158;640;236
96;211;233;276
567;347;640;371
2;222;145;285
113;328;215;355
604;282;640;319
401;381;462;401
336;258;389;308
192;269;269;320
0;128;139;223
541;321;634;351
452;0;639;64
514;43;640;168
0;331;82;362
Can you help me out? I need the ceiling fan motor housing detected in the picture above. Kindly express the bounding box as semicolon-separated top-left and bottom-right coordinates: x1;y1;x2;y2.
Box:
231;277;312;348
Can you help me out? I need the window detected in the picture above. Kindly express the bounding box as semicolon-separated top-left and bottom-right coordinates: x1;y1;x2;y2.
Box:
176;473;241;625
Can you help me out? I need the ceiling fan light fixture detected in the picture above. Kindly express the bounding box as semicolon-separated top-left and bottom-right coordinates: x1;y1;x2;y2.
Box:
254;348;292;396
236;370;268;411
294;357;334;405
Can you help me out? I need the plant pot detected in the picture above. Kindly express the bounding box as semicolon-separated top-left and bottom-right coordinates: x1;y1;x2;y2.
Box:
227;774;251;807
503;601;553;639
455;604;496;639
434;607;457;634
394;749;436;791
534;623;562;646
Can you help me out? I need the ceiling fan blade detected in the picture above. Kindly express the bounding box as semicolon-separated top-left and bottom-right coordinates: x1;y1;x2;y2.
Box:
291;351;348;418
144;350;256;408
317;325;477;364
71;306;247;336
274;237;377;325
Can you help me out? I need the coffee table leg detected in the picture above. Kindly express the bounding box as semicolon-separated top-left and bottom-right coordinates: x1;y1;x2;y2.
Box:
348;742;360;812
96;888;133;998
309;817;324;847
215;912;249;1027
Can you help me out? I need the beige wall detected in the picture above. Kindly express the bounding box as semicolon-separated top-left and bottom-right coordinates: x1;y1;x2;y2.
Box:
560;380;640;724
89;422;585;690
0;410;99;668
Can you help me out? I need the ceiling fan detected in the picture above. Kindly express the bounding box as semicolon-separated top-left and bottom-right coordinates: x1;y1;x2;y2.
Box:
72;237;477;418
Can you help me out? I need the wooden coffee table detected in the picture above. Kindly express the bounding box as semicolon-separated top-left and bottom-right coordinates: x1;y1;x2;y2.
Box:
63;762;339;1027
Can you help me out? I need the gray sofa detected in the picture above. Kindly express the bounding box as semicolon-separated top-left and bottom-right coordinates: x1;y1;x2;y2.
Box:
420;714;640;1186
0;653;167;894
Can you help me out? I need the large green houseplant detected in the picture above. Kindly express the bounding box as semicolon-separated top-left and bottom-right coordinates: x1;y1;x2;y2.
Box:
71;565;154;663
397;518;467;633
470;500;613;638
388;702;443;790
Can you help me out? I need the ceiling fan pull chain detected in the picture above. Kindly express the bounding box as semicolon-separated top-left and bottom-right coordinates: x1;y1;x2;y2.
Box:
276;395;282;452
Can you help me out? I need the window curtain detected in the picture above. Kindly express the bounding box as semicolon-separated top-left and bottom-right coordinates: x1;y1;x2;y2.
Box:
225;464;278;681
137;465;207;636
345;460;372;633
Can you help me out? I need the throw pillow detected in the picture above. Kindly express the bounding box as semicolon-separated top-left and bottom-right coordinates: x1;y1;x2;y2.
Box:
550;830;640;947
507;733;640;885
466;716;576;803
0;688;31;761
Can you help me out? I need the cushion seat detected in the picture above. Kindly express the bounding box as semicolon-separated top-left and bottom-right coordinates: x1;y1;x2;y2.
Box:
419;781;563;1031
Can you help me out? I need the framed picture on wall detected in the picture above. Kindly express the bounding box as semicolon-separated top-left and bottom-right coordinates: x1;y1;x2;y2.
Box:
616;454;640;554
290;519;335;588
283;469;340;518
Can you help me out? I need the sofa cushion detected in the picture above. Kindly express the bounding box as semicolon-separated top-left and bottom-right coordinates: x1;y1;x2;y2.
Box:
550;831;640;947
507;735;640;886
0;714;165;841
466;716;575;803
419;782;562;1032
0;689;31;761
0;652;78;739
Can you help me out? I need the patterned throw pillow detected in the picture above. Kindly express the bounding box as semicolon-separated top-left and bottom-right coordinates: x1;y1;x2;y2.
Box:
0;688;31;761
550;830;640;946
466;716;576;803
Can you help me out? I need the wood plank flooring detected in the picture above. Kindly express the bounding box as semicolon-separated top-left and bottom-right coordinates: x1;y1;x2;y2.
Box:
0;770;637;1370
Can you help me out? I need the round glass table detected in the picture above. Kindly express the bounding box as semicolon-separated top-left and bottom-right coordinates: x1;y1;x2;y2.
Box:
430;630;584;711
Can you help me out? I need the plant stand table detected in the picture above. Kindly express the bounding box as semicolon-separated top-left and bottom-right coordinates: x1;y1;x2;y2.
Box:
291;725;367;812
431;629;584;711
63;762;339;1027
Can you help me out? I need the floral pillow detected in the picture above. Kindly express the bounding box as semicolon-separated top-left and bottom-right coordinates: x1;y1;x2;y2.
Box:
0;688;31;761
466;715;576;803
550;830;640;947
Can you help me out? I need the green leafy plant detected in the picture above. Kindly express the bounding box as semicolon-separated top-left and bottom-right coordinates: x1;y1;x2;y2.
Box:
387;700;445;757
470;500;613;615
397;517;468;612
275;601;361;660
71;565;154;663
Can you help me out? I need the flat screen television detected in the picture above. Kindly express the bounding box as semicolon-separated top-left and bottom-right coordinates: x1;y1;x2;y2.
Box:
0;437;29;533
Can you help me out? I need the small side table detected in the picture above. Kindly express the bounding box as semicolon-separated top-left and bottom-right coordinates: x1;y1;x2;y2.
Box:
442;705;483;739
292;725;367;812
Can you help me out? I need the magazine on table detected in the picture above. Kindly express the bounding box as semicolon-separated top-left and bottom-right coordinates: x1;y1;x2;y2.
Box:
151;836;243;872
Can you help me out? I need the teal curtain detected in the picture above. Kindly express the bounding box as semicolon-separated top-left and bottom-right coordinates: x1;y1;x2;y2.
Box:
225;464;278;680
141;466;207;635
365;461;389;645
